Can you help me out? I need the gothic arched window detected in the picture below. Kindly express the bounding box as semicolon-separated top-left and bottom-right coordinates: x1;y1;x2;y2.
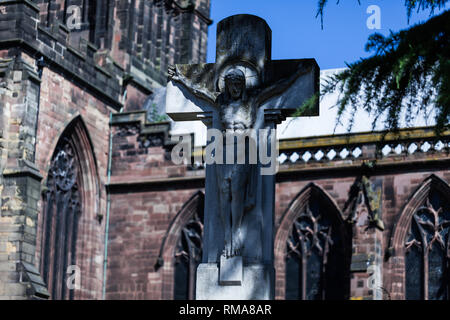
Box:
41;136;81;300
174;203;204;300
284;185;350;300
405;187;450;300
39;117;100;300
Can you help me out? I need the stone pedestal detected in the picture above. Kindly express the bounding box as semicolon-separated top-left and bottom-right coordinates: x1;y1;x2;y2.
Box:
219;255;243;285
196;263;274;300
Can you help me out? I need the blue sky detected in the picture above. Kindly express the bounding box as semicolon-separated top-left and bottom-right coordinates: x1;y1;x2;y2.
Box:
206;0;449;70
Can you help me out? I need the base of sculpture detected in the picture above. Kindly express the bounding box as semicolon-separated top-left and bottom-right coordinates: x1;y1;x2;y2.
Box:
196;263;274;300
219;255;242;285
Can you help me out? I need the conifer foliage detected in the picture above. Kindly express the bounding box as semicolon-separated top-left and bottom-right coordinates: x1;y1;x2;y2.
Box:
316;1;449;133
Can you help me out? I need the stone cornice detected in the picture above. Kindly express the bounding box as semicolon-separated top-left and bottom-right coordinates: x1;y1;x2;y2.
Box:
3;160;43;181
106;157;450;191
107;126;450;189
111;110;175;148
279;126;450;150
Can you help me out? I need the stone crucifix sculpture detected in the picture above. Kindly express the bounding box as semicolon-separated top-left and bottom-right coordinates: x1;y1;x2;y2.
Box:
166;14;319;299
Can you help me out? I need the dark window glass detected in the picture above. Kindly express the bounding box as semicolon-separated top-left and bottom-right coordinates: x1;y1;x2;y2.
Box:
405;188;450;300
428;244;446;300
285;254;301;300
174;201;204;300
41;138;81;300
285;194;349;300
174;258;189;300
405;245;424;300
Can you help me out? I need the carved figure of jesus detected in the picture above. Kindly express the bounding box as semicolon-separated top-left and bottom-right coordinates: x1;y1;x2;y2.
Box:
217;69;258;258
168;63;311;259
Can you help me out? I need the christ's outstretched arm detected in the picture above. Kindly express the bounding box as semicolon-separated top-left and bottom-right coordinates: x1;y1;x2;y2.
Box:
255;65;314;107
168;65;217;105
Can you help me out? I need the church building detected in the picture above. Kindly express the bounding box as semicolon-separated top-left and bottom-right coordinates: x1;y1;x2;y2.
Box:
0;0;448;300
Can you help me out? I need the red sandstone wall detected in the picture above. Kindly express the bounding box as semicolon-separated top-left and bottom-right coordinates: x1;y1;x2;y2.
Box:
106;188;202;299
274;170;449;299
106;125;450;299
34;65;113;300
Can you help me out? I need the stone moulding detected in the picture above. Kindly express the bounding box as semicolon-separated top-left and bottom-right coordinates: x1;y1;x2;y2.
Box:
40;115;102;221
105;125;450;189
386;174;450;299
279;126;450;150
110;110;175;149
388;174;450;258
17;261;49;300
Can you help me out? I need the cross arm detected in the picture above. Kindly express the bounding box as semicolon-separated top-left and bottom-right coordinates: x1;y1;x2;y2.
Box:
257;59;320;117
168;64;217;105
166;64;218;122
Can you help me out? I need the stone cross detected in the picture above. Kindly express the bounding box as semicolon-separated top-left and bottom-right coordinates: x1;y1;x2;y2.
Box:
165;14;319;299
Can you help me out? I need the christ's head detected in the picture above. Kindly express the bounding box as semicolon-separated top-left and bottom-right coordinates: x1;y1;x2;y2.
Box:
224;69;245;100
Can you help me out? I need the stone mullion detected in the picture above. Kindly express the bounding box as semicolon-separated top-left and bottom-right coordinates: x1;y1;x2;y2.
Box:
179;12;192;64
46;195;57;297
69;200;80;300
61;191;73;300
92;0;109;48
416;216;430;300
46;0;56;27
145;1;153;62
64;189;78;300
40;190;53;287
0;62;8;219
134;0;145;59
199;21;208;63
127;0;136;56
296;231;307;300
193;15;201;64
172;13;181;67
142;0;151;62
164;9;172;72
321;227;333;300
155;2;163;71
160;8;170;77
148;2;157;70
62;0;69;23
186;231;196;300
105;0;115;50
52;190;66;299
82;0;90;26
423;245;429;300
405;214;428;300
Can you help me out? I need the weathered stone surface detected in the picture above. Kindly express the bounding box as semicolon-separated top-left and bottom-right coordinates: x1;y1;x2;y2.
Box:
197;263;273;300
219;255;243;285
167;14;319;265
166;14;319;300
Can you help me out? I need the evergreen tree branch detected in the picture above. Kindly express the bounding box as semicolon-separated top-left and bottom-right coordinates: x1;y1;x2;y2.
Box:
315;2;449;134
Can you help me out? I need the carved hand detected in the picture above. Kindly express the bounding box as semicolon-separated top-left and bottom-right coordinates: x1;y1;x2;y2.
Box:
168;65;179;81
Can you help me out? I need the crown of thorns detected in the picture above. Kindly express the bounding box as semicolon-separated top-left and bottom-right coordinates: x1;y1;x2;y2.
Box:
224;69;245;82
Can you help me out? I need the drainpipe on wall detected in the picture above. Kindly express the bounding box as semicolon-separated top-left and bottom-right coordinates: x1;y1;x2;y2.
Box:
102;88;126;299
102;111;113;300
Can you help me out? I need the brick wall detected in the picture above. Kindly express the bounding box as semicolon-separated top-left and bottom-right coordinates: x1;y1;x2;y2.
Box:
32;64;114;299
0;0;212;299
106;188;202;299
1;0;448;301
105;118;450;300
